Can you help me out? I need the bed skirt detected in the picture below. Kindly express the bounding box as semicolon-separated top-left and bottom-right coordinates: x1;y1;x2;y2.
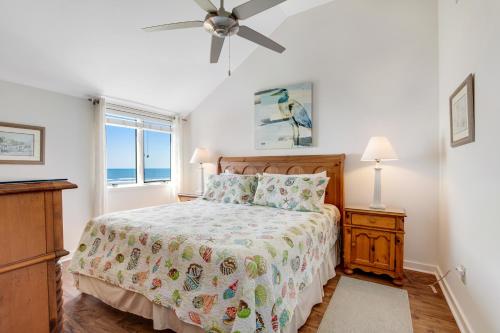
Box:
73;244;339;332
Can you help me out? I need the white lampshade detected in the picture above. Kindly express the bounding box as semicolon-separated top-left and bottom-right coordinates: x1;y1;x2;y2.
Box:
361;137;398;162
190;148;210;164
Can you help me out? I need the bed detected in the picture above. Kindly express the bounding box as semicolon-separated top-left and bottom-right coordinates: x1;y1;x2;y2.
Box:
69;154;345;333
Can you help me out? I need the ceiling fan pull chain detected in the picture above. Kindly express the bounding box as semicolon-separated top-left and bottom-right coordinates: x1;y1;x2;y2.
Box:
228;35;232;77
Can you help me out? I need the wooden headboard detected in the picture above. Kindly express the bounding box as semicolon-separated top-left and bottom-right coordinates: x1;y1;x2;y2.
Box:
217;154;345;213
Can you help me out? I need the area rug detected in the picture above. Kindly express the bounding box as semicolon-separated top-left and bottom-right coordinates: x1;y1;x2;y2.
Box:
317;276;413;333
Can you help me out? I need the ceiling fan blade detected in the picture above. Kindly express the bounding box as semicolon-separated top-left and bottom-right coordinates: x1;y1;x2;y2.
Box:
193;0;218;13
210;36;225;63
142;21;204;32
237;26;285;53
232;0;287;20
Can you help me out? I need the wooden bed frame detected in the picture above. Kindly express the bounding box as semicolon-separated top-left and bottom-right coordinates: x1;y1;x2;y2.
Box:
217;154;345;215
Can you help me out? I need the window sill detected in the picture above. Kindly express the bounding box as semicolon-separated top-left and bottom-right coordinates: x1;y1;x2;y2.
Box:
107;182;171;192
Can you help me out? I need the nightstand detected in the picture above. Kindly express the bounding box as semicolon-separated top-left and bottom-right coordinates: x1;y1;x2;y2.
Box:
343;206;406;285
177;193;201;202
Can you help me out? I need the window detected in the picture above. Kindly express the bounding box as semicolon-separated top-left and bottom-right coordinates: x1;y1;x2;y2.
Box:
105;106;173;186
106;125;137;185
144;129;171;182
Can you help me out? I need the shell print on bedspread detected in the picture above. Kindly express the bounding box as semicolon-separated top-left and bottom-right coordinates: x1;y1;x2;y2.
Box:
192;294;218;314
78;243;87;252
271;304;279;332
172;289;182;307
115;253;124;263
127;248;141;270
199;245;213;263
220;256;238;275
279;309;290;327
290;256;300;272
103;261;112;272
87;238;101;257
151;278;162;290
189;311;201;325
237;300;251;319
138;232;148;246
106;244;115;258
183;263;203;291
272;265;281;285
108;230;116;242
283;236;294;248
256;311;266;333
245;255;267;278
254;285;268;307
222;306;237;325
152;257;162;273
182;246;194;260
223;280;238;300
151;240;162;254
132;271;149;286
168;268;180;280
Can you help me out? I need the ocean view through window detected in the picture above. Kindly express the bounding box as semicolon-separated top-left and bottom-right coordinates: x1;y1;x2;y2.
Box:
105;111;172;186
106;125;137;184
144;129;171;182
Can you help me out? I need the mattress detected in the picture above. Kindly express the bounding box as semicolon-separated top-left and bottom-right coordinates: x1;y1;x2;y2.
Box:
69;200;340;333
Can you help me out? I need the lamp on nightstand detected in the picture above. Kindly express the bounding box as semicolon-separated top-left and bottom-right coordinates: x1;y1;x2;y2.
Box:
361;136;398;210
190;148;210;196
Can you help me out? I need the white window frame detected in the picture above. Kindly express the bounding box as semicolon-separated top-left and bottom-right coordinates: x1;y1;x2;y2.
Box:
105;103;174;188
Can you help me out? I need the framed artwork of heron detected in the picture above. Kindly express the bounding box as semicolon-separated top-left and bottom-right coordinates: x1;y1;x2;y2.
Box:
254;82;313;149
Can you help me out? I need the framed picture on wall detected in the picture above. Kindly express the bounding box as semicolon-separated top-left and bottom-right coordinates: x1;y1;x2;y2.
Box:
450;74;475;147
0;122;45;164
255;82;313;149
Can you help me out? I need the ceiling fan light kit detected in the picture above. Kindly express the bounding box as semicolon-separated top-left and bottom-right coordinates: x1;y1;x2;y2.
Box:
143;0;287;67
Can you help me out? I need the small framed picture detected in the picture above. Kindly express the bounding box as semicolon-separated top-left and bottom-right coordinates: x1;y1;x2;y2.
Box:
0;122;45;164
450;74;475;147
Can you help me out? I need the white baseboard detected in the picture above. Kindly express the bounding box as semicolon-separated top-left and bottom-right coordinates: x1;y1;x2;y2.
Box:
403;259;438;274
435;266;473;333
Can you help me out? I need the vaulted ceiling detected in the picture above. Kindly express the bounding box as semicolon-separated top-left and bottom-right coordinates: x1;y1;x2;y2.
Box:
0;0;333;113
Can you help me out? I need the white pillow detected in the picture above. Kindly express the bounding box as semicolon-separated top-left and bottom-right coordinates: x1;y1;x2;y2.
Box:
253;174;330;212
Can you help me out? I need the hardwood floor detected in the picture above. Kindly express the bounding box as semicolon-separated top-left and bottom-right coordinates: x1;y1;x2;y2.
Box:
62;262;459;333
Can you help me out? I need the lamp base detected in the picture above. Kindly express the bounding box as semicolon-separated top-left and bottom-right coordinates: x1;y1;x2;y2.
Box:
370;162;385;210
369;203;386;210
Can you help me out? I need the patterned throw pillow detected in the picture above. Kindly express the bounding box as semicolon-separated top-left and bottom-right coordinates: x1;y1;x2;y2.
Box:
203;174;258;204
253;174;330;212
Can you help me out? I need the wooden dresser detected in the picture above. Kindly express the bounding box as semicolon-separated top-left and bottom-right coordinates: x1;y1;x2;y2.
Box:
0;180;77;333
343;206;406;285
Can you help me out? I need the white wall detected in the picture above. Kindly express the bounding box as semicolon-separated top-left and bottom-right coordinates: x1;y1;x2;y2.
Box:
107;184;175;212
184;0;439;266
0;80;93;254
438;0;500;332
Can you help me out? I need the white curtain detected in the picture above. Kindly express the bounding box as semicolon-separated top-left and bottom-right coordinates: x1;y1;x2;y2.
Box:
170;115;183;197
93;97;108;217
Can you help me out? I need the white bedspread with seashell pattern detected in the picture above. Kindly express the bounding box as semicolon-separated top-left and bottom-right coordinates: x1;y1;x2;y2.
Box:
69;200;339;333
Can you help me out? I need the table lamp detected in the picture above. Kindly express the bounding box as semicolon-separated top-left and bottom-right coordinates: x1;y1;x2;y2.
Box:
361;137;398;210
190;148;210;195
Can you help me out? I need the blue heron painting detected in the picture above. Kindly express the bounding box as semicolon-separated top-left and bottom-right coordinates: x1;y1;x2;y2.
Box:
255;82;312;149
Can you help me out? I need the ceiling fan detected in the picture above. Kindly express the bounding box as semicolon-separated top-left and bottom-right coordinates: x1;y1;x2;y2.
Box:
142;0;287;64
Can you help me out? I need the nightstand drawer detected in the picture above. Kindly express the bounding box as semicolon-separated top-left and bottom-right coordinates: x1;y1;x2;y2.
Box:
351;214;396;229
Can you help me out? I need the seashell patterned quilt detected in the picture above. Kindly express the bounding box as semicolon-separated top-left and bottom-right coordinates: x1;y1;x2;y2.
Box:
69;200;339;333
